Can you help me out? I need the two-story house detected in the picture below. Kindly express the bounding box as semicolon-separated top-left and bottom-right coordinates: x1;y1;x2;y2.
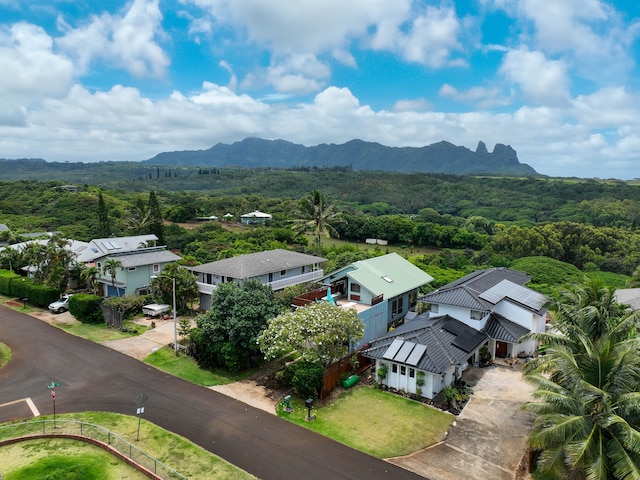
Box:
76;235;182;297
190;249;326;311
321;253;434;346
361;267;549;400
418;267;549;361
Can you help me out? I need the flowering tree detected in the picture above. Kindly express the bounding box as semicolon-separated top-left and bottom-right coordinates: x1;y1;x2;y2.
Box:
257;302;364;366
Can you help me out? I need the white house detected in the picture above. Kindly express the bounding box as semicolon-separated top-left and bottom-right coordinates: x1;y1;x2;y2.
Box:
361;267;549;400
418;268;549;361
361;315;488;399
240;210;272;225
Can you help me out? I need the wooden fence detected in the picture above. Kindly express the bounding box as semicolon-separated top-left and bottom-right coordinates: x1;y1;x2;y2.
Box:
320;352;372;399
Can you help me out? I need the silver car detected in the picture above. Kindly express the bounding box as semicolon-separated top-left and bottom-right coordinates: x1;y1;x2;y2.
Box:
48;294;73;313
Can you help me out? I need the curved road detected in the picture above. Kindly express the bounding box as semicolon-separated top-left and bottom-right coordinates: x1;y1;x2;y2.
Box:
0;306;423;480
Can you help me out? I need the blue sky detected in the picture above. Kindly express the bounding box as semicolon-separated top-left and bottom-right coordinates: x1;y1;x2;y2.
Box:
1;0;639;178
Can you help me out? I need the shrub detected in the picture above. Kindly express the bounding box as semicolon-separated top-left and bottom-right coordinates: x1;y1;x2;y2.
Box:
0;270;20;296
278;361;324;399
69;294;104;324
102;295;150;319
26;283;60;308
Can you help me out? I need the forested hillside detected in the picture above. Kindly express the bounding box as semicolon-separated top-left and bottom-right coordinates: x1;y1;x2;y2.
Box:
1;176;639;295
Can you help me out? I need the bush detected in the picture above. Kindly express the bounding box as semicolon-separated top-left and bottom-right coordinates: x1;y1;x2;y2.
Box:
26;283;60;308
0;270;20;296
278;361;324;399
69;294;104;324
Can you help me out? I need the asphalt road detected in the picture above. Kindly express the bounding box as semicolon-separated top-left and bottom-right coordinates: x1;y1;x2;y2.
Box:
0;306;423;480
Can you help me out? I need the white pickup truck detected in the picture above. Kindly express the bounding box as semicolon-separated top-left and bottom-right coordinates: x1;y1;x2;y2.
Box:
142;303;171;317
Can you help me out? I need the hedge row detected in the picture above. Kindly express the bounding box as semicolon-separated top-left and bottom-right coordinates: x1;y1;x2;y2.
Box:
68;294;104;324
0;270;60;307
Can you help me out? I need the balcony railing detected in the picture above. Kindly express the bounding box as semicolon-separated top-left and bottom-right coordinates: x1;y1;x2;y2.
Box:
196;269;324;294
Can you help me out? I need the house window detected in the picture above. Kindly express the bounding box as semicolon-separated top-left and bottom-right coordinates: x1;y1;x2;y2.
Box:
400;366;406;376
431;304;439;313
350;295;361;301
268;273;273;282
392;297;404;317
392;364;398;373
153;264;160;273
409;368;415;378
128;267;136;272
350;283;361;293
471;309;484;320
281;270;287;276
409;291;417;307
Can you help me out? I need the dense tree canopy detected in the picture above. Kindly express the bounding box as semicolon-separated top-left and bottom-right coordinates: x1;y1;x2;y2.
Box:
191;279;280;371
257;302;364;366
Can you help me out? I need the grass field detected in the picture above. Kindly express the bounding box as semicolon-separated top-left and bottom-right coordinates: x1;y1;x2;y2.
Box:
0;412;255;480
144;345;254;385
277;385;454;458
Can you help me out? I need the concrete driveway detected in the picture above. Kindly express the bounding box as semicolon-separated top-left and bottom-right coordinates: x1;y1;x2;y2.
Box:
389;366;534;480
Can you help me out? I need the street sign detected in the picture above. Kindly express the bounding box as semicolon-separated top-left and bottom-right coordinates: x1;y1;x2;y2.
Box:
51;388;55;400
135;393;149;407
136;407;145;415
47;381;60;389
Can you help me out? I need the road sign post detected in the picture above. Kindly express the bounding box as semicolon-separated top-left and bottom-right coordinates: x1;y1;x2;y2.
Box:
135;393;148;441
47;381;60;428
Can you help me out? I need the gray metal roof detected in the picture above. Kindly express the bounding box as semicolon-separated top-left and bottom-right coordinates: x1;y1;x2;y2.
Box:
481;313;531;343
110;249;182;268
77;235;158;263
189;249;326;278
419;268;548;314
361;315;488;375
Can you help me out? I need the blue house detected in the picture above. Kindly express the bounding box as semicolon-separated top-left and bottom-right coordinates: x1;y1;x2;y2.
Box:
76;235;181;297
321;253;434;346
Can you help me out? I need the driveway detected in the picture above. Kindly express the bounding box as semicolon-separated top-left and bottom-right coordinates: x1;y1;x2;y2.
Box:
389;366;534;480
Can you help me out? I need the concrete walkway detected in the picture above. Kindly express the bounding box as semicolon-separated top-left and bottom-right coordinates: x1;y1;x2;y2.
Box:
389;366;534;480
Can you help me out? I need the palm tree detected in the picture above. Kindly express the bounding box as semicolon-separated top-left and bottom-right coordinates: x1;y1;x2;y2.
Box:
291;190;342;255
80;265;101;295
102;259;123;296
522;283;640;480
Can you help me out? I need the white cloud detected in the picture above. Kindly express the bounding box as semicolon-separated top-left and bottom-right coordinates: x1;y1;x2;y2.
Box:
56;0;169;77
499;48;570;105
486;0;640;81
184;0;467;91
439;83;511;109
0;22;74;126
392;98;432;112
242;53;331;95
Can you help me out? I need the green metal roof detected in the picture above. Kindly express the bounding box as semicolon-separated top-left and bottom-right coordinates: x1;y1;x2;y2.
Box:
345;253;433;298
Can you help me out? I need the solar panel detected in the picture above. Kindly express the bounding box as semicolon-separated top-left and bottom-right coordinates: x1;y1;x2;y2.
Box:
395;341;416;363
382;338;403;360
480;279;547;310
406;344;426;366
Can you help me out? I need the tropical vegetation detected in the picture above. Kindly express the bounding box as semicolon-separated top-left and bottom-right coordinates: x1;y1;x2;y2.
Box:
522;279;640;479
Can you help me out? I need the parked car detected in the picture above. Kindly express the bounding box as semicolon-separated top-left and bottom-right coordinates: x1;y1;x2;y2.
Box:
48;294;73;313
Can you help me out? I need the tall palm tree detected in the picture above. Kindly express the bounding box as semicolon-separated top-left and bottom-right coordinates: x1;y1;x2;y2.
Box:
522;284;640;480
291;190;342;255
102;259;123;296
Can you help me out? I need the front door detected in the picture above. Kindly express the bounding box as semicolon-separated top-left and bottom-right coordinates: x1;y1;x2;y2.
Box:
495;341;508;358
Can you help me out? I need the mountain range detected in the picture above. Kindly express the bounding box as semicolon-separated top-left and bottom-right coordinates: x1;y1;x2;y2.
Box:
143;138;539;176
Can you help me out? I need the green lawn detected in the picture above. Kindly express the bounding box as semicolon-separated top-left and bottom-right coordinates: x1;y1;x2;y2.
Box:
56;320;148;342
278;386;454;458
144;346;254;385
0;412;255;480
